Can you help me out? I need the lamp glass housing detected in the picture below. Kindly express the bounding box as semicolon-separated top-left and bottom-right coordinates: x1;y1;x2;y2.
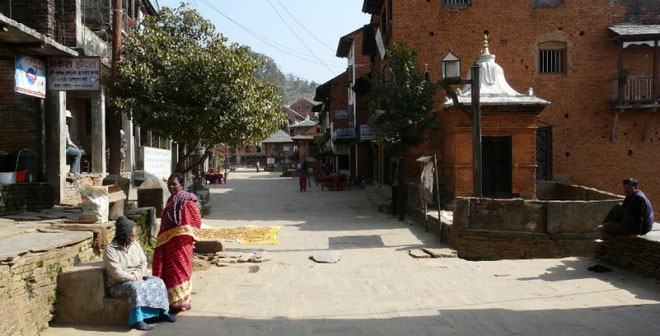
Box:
442;51;461;81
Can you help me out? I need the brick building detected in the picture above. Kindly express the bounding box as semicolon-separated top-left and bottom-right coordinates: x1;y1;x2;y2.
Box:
289;97;319;120
0;1;157;206
262;130;295;170
360;0;660;200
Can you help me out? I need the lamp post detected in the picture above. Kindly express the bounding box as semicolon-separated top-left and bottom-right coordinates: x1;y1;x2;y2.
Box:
439;40;485;197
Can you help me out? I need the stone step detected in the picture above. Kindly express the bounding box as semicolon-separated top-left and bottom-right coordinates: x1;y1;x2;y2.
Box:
56;261;129;326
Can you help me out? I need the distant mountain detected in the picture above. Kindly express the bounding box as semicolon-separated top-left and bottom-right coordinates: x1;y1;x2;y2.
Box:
253;53;318;106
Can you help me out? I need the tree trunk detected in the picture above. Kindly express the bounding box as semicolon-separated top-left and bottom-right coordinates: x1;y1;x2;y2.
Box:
108;0;123;175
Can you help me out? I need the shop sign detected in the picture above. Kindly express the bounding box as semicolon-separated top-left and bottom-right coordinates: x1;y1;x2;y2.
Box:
143;146;171;180
360;124;378;141
48;57;100;91
15;53;46;98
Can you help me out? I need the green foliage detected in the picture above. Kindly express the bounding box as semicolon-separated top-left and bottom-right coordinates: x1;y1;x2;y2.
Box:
370;43;437;153
112;5;285;172
253;53;318;105
129;215;156;265
23;273;36;299
46;263;61;282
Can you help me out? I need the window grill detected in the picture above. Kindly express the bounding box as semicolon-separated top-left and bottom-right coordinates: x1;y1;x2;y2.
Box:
444;0;471;6
539;49;563;73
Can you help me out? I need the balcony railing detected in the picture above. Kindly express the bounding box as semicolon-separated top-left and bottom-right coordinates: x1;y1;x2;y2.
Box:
612;76;658;105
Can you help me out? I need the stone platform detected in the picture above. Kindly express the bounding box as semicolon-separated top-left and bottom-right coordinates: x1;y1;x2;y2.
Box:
596;223;660;278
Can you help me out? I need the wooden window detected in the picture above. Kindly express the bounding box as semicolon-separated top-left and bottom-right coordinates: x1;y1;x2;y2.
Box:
539;49;564;74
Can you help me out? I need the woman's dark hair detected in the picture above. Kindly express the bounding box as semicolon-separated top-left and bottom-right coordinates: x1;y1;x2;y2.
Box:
169;173;185;185
623;178;639;188
114;216;136;246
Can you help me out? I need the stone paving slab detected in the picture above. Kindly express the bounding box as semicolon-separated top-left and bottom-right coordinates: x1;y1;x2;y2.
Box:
0;230;92;261
44;171;660;336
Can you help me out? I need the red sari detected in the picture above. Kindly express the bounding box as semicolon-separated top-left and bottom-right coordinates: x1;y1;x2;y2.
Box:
152;191;201;313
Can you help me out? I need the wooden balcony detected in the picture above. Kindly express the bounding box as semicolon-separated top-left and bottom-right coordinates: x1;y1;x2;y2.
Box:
611;75;659;108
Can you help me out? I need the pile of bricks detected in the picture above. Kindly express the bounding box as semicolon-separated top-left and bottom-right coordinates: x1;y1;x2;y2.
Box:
596;234;660;279
0;183;54;216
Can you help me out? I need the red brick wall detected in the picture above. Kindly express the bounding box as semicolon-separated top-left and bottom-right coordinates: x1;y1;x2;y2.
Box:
0;0;56;38
291;98;317;119
376;0;660;200
329;72;349;126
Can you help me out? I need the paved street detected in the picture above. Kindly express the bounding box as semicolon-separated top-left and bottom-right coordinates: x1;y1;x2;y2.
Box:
47;170;660;335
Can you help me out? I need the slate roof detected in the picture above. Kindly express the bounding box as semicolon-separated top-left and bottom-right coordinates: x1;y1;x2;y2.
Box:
262;130;294;144
609;24;660;38
290;119;318;128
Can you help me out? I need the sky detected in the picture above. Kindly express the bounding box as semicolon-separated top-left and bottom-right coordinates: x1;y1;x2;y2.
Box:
156;0;371;84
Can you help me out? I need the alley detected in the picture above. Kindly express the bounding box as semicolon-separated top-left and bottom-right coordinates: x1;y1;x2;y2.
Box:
47;171;660;335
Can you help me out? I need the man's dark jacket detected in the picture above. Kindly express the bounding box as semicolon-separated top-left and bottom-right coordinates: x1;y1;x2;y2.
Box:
622;190;654;235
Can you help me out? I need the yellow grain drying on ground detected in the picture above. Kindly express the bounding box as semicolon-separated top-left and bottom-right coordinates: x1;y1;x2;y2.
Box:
199;227;280;245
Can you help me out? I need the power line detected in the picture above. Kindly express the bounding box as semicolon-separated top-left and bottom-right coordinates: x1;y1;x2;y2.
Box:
197;0;345;68
265;0;337;76
275;0;336;53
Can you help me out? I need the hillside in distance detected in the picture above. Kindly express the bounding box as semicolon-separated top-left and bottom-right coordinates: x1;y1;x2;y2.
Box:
253;53;318;106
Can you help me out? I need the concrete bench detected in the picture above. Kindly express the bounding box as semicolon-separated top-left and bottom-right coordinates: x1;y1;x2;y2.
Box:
56;261;129;326
596;223;660;279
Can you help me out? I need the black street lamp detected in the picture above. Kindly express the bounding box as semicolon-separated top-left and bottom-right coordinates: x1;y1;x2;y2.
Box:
438;36;487;197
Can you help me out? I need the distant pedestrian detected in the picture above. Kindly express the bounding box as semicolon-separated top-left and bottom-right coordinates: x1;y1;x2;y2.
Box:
256;161;260;173
299;162;308;192
598;178;654;236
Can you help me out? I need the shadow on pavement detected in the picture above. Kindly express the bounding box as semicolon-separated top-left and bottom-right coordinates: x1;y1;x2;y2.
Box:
54;303;660;335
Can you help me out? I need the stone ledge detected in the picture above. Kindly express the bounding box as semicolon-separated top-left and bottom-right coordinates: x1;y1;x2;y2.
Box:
596;224;660;279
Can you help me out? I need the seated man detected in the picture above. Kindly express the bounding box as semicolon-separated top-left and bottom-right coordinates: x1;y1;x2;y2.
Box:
599;178;655;236
104;216;177;330
65;110;84;178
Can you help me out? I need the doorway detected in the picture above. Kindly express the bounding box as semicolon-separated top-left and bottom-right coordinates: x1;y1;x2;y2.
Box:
482;136;512;196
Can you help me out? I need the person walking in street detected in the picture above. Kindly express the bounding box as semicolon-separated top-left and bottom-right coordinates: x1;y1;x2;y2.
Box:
104;216;176;331
299;161;308;192
152;173;202;314
65;110;83;178
256;161;260;173
598;178;655;236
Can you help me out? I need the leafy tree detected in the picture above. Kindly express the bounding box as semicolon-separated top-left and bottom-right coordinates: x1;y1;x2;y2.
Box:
370;43;437;153
112;5;285;173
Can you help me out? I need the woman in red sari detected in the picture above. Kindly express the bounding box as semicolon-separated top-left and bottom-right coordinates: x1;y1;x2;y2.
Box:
152;173;201;313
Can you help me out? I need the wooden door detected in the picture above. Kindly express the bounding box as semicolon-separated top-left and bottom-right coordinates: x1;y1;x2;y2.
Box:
482;137;512;196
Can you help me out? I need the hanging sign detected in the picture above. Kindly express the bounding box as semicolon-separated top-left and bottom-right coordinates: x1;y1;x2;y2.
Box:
15;53;46;98
48;57;101;91
375;28;386;60
360;124;378;141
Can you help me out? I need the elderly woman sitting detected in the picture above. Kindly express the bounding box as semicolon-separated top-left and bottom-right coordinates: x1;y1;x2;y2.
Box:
104;216;177;330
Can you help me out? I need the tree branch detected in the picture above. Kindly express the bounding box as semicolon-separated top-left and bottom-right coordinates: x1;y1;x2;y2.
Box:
179;146;216;174
438;80;472;120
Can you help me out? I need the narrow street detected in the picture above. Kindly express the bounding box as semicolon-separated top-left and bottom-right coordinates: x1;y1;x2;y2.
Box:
47;170;660;335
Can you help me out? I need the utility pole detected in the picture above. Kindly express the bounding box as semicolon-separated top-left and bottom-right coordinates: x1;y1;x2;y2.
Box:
108;0;123;175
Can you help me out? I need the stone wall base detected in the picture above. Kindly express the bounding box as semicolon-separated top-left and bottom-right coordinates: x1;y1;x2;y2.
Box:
596;235;660;279
0;238;99;336
452;230;598;260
